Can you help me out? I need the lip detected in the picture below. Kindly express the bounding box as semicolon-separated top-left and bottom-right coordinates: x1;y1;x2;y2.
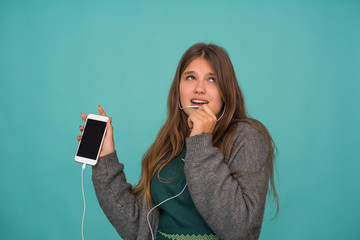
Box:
190;98;209;106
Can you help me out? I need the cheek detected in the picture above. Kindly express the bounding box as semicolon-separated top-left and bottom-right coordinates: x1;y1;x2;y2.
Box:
210;88;223;104
210;88;223;113
179;84;184;99
179;84;187;106
179;82;190;100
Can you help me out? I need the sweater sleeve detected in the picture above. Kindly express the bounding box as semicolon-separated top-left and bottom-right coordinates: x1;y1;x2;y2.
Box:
184;122;270;240
92;151;159;240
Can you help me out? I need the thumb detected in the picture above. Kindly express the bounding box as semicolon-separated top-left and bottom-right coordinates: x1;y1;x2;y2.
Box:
106;117;113;136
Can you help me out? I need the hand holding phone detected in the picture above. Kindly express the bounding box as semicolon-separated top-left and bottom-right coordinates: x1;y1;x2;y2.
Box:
75;106;114;165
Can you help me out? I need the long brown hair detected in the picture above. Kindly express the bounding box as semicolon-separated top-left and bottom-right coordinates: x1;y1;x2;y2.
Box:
133;43;279;218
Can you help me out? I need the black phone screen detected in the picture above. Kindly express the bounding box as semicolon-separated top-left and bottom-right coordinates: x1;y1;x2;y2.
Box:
77;119;107;160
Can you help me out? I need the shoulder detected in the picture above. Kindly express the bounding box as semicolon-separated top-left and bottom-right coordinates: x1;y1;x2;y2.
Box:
235;120;267;142
225;120;270;169
231;120;269;157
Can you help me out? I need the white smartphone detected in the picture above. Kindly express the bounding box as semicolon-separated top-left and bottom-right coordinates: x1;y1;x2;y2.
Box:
75;114;109;166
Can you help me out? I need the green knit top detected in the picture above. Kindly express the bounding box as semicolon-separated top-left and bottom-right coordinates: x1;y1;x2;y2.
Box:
150;147;220;240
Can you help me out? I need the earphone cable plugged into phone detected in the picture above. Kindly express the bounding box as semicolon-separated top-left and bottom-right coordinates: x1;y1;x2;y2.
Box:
81;163;87;240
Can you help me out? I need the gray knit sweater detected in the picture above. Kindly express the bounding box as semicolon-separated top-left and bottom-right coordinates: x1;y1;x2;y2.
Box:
92;122;271;240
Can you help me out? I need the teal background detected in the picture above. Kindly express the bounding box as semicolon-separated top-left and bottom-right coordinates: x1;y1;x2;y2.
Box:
1;0;359;239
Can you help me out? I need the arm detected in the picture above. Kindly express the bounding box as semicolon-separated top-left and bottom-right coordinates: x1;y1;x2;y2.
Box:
184;122;270;240
92;151;159;240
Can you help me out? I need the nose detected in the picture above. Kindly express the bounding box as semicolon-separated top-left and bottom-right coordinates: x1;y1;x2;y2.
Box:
194;80;206;94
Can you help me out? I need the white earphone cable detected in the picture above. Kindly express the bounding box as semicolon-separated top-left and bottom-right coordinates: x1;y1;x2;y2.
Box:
178;101;226;122
178;101;200;110
147;182;188;240
147;158;187;240
216;106;225;122
81;163;87;240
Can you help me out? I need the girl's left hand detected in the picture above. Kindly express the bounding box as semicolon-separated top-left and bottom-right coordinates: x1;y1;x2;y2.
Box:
187;104;217;137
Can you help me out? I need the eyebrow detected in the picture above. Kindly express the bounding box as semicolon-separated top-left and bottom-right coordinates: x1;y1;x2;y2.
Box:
182;71;215;76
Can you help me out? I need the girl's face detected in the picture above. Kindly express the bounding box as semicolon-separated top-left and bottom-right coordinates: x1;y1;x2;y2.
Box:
179;58;223;116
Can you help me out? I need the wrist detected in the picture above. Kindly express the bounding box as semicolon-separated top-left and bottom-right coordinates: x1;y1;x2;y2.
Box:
100;146;115;157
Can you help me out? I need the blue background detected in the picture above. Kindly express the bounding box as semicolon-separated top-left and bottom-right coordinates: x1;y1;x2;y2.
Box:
1;1;359;239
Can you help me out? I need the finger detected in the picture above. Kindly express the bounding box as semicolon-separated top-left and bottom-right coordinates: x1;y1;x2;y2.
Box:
80;112;87;123
76;135;82;141
79;126;84;132
98;105;107;116
106;117;113;135
200;105;217;121
188;112;203;127
192;108;213;123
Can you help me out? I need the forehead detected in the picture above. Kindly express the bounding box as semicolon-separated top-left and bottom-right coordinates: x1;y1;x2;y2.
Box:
183;58;214;74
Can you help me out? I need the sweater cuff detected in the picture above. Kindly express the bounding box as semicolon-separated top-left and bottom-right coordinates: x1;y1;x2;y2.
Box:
92;151;120;177
185;133;213;159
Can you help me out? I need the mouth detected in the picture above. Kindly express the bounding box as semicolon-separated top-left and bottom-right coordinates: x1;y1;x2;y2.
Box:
191;99;209;106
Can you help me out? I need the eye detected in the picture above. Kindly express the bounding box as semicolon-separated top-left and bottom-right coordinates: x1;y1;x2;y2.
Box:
186;75;195;80
209;77;216;83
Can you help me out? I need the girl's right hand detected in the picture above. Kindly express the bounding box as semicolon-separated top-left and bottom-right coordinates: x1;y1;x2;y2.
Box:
77;105;115;157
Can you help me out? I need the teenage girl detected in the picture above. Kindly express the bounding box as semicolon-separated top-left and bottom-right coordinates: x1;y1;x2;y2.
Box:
77;43;278;240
